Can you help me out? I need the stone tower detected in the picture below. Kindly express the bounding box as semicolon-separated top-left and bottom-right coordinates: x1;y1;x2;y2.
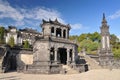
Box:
41;19;70;39
99;13;113;67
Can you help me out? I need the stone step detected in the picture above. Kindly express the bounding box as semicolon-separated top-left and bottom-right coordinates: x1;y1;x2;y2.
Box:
62;65;79;74
84;55;102;70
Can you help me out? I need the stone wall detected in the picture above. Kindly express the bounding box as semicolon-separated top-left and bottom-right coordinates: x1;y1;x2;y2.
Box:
24;64;62;74
20;54;33;64
33;41;50;63
16;50;33;72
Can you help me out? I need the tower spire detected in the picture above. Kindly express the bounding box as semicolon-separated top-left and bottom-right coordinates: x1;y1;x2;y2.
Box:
103;13;105;20
102;13;107;25
99;13;113;68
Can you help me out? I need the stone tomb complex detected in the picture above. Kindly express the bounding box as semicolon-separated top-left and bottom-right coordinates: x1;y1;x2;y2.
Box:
0;14;116;74
0;19;87;74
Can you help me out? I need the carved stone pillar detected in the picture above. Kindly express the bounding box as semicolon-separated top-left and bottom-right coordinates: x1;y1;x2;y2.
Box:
66;29;68;39
54;48;58;63
61;28;63;38
67;49;70;65
72;49;75;64
54;27;56;37
68;29;69;39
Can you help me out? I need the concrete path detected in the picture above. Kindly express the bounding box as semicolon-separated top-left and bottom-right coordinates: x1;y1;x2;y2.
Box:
0;69;120;80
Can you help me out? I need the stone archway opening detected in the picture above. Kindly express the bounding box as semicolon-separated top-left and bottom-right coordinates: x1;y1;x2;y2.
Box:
50;47;54;61
58;48;67;65
56;28;61;37
2;52;17;72
70;49;72;62
63;30;66;38
9;54;17;71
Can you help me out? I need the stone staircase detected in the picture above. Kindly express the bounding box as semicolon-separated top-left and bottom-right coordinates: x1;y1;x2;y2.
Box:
83;55;102;70
62;65;79;74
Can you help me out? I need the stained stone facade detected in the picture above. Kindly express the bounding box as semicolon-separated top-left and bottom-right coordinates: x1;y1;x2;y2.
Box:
5;26;42;46
24;19;87;74
5;26;18;44
0;19;87;74
98;13;114;68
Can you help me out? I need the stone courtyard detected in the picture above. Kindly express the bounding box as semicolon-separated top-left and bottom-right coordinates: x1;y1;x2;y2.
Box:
0;69;120;80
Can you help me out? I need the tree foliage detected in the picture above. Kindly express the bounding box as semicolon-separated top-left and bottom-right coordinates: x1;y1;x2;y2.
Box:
69;32;120;58
8;36;15;47
23;40;30;49
113;49;120;59
0;27;5;44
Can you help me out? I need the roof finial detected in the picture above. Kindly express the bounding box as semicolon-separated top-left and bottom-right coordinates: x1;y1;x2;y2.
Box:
49;18;52;21
103;13;105;20
102;13;107;24
55;18;58;22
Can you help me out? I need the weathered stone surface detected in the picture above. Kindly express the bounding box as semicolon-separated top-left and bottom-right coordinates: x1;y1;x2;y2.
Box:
98;13;114;68
24;19;87;74
0;19;87;74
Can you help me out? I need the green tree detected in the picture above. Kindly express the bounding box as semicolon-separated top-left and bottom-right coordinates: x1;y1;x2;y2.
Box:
89;42;99;51
113;49;120;59
79;39;99;54
89;32;101;42
78;33;87;42
0;27;5;44
8;36;15;47
23;40;30;49
69;32;120;56
79;39;92;53
110;34;119;48
69;35;78;41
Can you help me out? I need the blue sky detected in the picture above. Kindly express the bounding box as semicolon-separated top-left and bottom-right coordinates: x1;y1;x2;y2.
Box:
0;0;120;38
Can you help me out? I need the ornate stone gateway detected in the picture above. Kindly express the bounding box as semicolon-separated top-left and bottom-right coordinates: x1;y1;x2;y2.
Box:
98;13;114;68
24;19;87;74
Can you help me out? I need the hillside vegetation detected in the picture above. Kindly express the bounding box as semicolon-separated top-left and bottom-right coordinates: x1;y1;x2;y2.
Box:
69;32;120;59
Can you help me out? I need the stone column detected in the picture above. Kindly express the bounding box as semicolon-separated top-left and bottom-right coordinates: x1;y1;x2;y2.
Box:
66;29;68;39
54;48;58;64
67;49;70;65
61;28;63;38
72;49;75;64
68;29;69;39
54;27;56;37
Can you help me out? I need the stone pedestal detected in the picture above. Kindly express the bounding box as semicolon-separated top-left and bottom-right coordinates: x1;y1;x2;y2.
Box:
99;49;114;67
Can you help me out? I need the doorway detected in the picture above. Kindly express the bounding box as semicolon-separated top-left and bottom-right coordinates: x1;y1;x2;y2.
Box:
9;54;17;71
2;53;17;72
58;48;67;65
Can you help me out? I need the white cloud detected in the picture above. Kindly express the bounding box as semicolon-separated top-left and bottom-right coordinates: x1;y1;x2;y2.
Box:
71;23;84;30
117;35;120;40
0;0;65;27
109;10;120;19
21;7;65;23
70;23;89;35
0;0;24;21
0;0;86;35
14;21;25;26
